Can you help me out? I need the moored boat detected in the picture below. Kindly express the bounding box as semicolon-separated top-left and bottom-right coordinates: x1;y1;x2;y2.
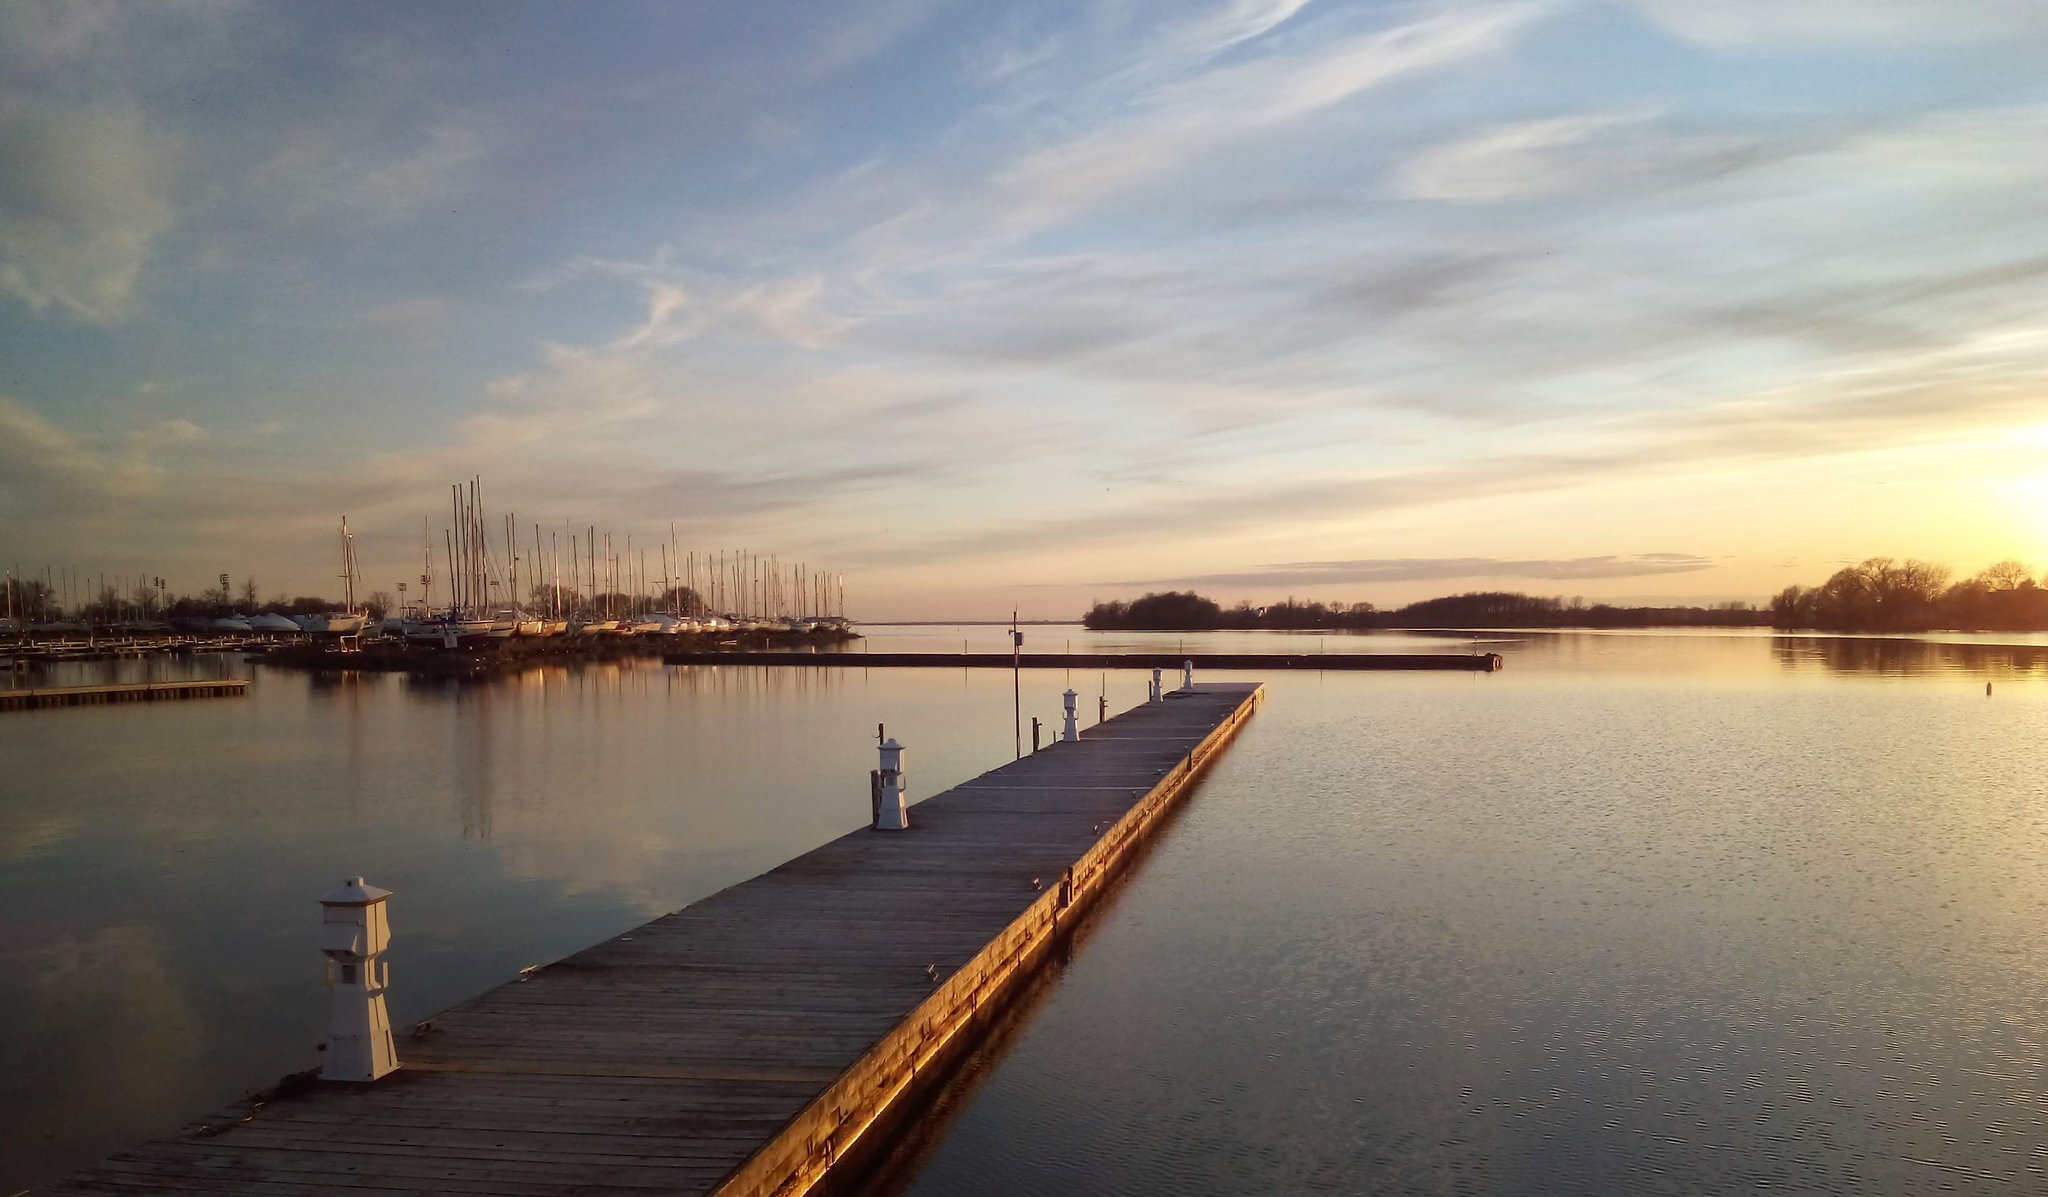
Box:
295;611;369;636
401;615;495;648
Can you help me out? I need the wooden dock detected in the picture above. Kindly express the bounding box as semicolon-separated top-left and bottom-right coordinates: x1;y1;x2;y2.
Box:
0;678;249;713
50;682;1265;1197
665;649;1503;671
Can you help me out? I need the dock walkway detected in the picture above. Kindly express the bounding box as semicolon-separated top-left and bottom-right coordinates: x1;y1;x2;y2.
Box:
666;650;1501;671
52;682;1265;1197
0;678;248;713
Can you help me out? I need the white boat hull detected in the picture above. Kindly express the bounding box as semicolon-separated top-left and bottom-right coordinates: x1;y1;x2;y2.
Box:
402;618;494;648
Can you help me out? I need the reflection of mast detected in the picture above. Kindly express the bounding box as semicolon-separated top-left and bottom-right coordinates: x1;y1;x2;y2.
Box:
456;688;494;842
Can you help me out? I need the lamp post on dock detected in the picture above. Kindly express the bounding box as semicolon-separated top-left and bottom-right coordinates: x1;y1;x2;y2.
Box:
1063;689;1078;742
875;738;909;830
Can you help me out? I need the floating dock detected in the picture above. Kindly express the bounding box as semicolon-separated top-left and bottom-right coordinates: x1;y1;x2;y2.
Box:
666;650;1503;671
0;678;249;713
52;682;1265;1197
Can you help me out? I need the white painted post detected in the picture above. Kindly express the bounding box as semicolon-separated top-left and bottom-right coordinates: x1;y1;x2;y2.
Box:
1150;667;1163;702
1062;689;1078;741
876;737;909;831
1182;658;1194;690
319;878;399;1082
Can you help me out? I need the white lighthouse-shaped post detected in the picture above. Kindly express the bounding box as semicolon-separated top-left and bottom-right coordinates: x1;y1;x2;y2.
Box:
876;738;910;831
319;877;399;1082
1062;689;1079;742
1149;667;1163;703
1182;658;1194;690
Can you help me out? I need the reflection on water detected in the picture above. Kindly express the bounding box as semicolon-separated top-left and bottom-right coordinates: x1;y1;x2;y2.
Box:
886;639;2048;1197
1774;634;2048;676
5;628;2047;1192
0;644;1159;1190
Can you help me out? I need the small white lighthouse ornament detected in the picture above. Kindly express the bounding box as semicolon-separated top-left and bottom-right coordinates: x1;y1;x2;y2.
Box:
319;877;399;1082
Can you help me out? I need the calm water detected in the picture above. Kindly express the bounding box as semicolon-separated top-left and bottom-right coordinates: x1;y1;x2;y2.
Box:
889;634;2048;1196
3;627;2046;1192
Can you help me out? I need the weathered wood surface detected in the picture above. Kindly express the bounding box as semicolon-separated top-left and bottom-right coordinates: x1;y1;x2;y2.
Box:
0;678;249;713
49;682;1265;1197
665;650;1501;671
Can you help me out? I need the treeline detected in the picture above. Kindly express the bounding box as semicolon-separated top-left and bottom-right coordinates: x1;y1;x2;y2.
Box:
1772;558;2048;632
1082;590;1767;631
1084;557;2048;634
3;574;367;625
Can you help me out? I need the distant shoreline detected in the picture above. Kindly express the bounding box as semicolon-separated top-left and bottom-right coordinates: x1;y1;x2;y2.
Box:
1084;589;1769;633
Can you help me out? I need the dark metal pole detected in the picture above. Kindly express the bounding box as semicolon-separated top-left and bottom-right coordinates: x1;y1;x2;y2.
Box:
1012;611;1021;758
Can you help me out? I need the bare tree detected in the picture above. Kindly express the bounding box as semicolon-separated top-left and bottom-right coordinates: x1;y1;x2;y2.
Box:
1977;560;2035;592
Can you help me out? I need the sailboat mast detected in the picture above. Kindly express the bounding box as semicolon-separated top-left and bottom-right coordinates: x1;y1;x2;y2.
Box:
470;478;482;614
449;485;463;614
339;517;356;613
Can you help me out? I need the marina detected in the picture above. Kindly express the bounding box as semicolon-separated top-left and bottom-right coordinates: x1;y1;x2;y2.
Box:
48;681;1263;1197
2;636;275;663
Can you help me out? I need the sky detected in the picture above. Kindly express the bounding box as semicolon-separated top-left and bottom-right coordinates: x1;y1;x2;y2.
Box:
3;0;2047;619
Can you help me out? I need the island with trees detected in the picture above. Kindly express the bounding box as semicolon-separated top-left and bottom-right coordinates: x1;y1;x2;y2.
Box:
1083;558;2048;634
1082;590;1767;631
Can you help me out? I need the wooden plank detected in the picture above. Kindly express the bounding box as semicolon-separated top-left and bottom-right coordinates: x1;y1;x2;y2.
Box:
51;683;1263;1197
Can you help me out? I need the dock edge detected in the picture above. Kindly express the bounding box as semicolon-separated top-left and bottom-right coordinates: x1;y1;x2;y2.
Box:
711;683;1266;1197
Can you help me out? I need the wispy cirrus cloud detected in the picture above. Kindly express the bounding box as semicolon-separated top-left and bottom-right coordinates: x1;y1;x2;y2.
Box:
0;101;174;321
7;1;2048;615
1161;0;1320;60
990;4;1541;232
1626;0;2048;47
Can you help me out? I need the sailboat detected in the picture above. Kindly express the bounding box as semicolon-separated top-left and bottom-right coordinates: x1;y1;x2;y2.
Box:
298;518;370;640
399;511;491;647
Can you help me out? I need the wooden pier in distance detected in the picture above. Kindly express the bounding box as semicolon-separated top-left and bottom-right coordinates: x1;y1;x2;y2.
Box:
666;649;1503;671
52;682;1265;1197
0;678;249;713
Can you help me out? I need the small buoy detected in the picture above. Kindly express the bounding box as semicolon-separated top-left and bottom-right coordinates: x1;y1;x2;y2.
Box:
1987;683;1993;696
